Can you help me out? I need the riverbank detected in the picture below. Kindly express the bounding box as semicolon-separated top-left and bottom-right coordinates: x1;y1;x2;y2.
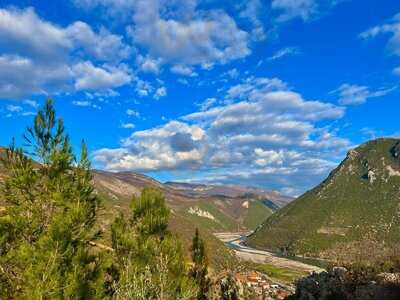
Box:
214;232;325;275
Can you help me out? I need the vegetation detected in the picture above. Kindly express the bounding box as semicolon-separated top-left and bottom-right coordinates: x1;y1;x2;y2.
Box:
111;187;198;299
248;138;400;260
0;100;104;298
0;99;210;299
190;229;210;300
248;262;307;283
242;201;273;230
184;201;238;232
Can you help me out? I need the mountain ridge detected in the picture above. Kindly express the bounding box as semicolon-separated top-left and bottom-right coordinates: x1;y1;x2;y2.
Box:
247;138;400;259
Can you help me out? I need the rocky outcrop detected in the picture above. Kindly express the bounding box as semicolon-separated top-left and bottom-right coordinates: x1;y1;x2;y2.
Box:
290;267;400;300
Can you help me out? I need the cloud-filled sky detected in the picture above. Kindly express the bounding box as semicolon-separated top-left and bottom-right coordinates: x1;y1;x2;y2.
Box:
1;0;399;196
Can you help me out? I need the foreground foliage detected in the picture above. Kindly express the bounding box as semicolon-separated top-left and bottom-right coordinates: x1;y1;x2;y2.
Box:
111;187;198;299
0;99;209;299
0;100;104;298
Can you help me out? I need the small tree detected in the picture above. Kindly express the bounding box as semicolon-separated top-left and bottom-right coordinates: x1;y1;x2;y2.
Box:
0;99;105;298
190;228;210;300
111;187;197;299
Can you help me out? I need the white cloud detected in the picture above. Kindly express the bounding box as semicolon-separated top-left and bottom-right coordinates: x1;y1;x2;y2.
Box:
0;54;73;99
154;87;167;100
72;100;101;109
272;0;317;22
135;80;153;97
66;21;132;62
121;123;135;129
72;100;91;107
360;13;400;56
271;0;343;22
197;97;217;111
0;7;132;99
333;83;394;106
78;1;250;68
126;109;140;117
73;62;131;90
170;65;198;77
127;0;250;67
4;103;36;117
6;105;22;112
137;55;162;74
94;121;206;171
268;47;300;61
23;99;39;108
94;76;350;194
239;0;266;41
225;68;240;79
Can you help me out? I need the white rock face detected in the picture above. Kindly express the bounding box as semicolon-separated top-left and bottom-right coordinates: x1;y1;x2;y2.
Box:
368;170;376;184
188;207;215;220
387;166;400;177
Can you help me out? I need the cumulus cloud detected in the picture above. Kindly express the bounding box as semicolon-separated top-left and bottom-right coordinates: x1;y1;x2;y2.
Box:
170;65;198;77
333;83;395;105
73;62;131;90
0;7;132;99
137;55;162;74
94;76;350;194
154;87;167;100
127;0;250;67
94;121;206;172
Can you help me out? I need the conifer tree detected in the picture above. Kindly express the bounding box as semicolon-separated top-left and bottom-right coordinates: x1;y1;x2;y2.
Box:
111;187;197;299
0;99;105;299
190;228;210;300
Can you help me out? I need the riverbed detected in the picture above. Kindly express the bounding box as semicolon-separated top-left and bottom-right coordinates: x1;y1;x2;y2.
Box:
214;232;325;274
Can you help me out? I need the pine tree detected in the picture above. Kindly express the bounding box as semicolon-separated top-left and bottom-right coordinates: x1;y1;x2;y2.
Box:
111;187;197;299
190;228;210;300
0;99;105;299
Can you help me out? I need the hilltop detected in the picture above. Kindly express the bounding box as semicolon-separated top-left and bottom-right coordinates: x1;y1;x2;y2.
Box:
247;138;400;260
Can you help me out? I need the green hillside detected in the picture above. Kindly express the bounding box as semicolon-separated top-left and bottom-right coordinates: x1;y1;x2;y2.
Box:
243;201;274;230
247;138;400;259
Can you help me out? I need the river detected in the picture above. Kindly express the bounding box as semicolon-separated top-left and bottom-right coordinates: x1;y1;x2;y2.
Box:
214;232;325;274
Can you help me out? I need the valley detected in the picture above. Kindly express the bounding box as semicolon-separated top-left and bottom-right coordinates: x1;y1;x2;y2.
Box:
3;137;400;299
215;232;324;274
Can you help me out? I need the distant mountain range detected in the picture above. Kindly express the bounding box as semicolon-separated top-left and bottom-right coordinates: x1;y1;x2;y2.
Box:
0;147;291;269
92;170;291;234
247;138;400;260
164;181;292;209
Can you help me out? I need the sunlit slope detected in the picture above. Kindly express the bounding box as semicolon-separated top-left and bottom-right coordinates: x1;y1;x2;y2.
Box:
247;138;400;257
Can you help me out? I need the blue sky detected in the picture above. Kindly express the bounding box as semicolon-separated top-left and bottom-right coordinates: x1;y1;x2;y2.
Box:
1;0;399;196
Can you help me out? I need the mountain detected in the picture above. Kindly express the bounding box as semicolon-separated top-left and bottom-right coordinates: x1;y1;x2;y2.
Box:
0;149;290;270
93;172;288;233
87;171;293;269
247;138;400;259
165;181;293;208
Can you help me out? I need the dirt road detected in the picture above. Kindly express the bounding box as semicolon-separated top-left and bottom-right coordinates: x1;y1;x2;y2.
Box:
215;232;325;274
